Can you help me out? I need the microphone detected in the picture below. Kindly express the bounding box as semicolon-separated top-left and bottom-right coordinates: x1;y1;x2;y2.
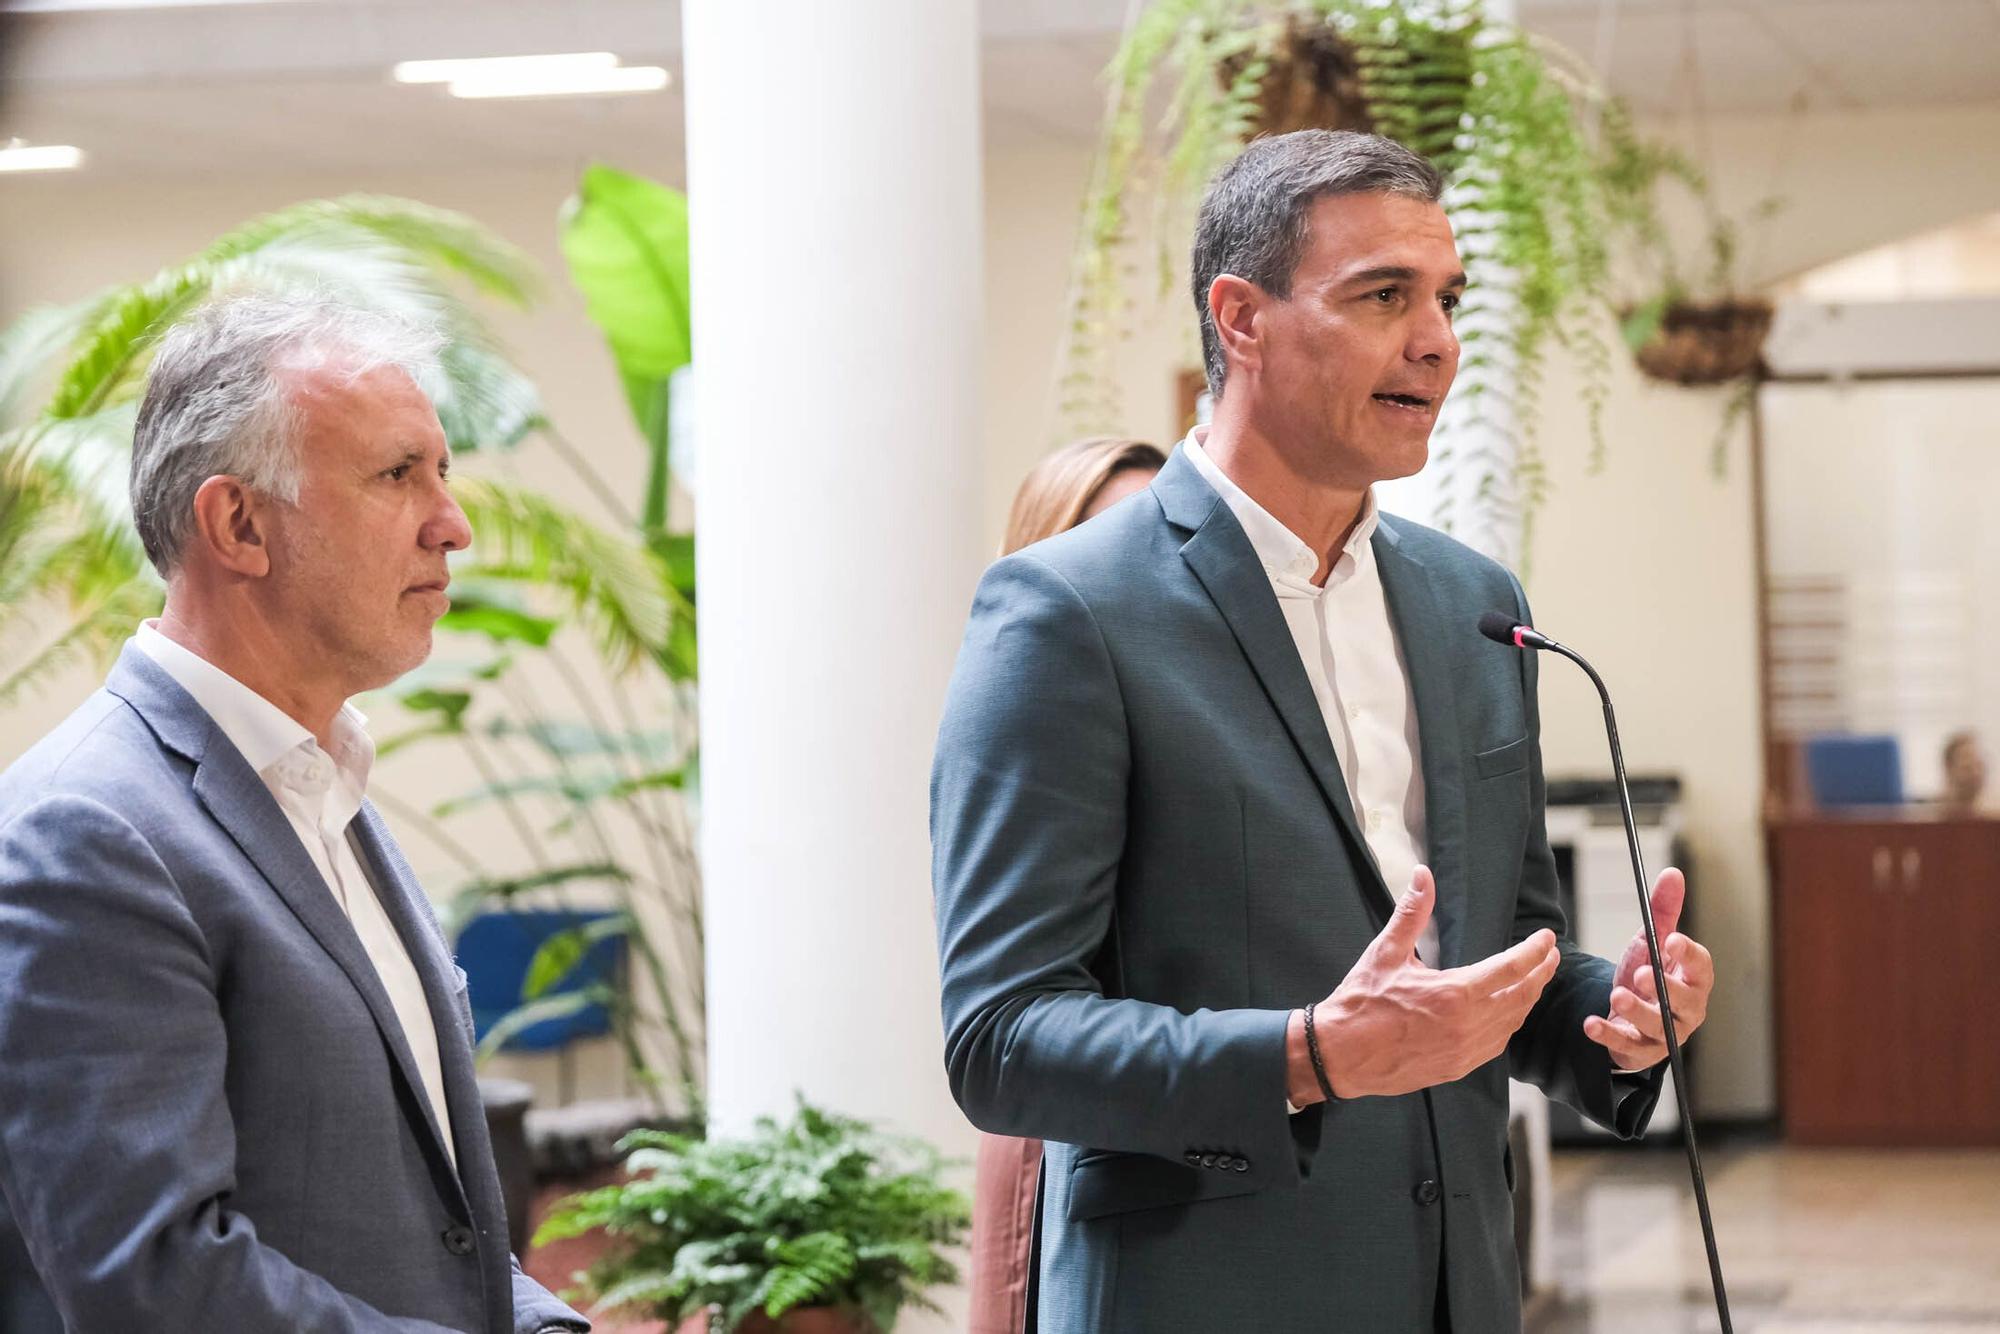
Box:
1481;611;1734;1334
1477;610;1558;652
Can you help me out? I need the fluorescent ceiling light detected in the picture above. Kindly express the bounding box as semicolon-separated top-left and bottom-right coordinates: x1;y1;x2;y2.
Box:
445;64;671;100
0;144;86;173
393;52;620;86
7;1;297;10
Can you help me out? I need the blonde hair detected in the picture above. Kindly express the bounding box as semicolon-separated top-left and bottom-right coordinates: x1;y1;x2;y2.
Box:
1001;436;1167;556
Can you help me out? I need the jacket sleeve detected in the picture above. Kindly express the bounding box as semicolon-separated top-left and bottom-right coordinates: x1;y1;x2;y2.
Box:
0;795;464;1333
932;553;1309;1190
1500;575;1666;1138
511;1257;588;1333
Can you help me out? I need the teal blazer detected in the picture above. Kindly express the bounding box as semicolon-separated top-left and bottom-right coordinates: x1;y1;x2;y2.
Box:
932;445;1661;1333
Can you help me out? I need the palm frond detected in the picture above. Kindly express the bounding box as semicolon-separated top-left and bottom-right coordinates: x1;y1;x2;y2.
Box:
208;195;542;309
451;477;686;678
41;225;543;458
0;569;161;708
0;299;100;427
2;406;146;561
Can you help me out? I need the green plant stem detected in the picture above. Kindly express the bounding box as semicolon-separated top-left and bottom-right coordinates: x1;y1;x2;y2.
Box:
456;726;555;874
541;422;639;531
498;664;702;1111
369;786;492;884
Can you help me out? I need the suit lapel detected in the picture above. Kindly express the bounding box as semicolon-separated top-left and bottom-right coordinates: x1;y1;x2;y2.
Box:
350;806;512;1318
1373;518;1470;967
108;647;470;1200
1156;449;1394;921
349;806;484;1190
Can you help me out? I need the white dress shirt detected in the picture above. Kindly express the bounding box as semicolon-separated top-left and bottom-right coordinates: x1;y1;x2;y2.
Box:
1184;431;1438;967
135;622;458;1166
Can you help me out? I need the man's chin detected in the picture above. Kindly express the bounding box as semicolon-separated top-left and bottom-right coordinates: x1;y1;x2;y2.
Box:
360;630;436;694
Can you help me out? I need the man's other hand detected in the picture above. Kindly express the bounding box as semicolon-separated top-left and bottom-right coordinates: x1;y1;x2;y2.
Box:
1583;867;1714;1072
1287;866;1560;1105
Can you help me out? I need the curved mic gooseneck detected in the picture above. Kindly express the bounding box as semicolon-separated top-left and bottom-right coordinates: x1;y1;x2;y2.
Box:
1477;610;1734;1334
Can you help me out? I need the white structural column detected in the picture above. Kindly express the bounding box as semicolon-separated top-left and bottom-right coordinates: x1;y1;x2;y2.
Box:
682;0;985;1173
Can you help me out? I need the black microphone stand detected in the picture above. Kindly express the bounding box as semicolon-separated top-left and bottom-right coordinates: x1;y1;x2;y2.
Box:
1487;617;1734;1333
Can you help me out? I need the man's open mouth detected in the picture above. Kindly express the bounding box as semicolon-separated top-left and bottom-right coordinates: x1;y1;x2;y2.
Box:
1372;392;1434;410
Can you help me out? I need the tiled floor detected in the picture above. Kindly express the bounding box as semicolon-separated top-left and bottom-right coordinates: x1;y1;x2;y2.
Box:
1530;1140;2000;1333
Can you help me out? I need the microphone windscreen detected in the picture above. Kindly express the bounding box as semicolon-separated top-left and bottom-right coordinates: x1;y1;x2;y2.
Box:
1477;611;1521;646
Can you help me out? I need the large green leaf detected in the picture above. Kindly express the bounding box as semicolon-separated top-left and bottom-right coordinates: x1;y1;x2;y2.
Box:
522;911;634;1001
473;985;614;1063
558;163;692;535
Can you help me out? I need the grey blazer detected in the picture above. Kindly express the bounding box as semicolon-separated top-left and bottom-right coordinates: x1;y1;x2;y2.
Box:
0;646;587;1333
931;447;1662;1333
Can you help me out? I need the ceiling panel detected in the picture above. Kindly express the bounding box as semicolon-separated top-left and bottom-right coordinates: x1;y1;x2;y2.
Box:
0;0;1995;180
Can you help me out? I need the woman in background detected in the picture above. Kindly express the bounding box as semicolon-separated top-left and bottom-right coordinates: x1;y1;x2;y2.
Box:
971;434;1166;1334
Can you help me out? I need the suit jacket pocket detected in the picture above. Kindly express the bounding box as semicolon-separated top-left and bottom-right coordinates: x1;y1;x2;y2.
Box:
1066;1149;1263;1222
1474;736;1529;779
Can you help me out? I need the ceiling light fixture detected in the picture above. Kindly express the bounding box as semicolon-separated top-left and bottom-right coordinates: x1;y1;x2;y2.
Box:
445;64;671;99
0;142;86;173
392;52;670;99
392;52;621;86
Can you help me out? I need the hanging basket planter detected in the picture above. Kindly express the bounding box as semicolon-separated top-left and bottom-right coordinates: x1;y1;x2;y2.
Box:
1626;297;1774;386
1220;17;1375;137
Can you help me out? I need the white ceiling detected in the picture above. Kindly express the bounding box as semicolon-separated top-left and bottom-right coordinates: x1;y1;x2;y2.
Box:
1;0;1997;181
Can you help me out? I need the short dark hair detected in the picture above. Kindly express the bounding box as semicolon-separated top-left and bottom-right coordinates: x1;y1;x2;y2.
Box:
1190;129;1446;397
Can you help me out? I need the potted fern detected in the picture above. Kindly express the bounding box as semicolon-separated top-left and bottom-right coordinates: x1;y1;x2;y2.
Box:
534;1099;970;1333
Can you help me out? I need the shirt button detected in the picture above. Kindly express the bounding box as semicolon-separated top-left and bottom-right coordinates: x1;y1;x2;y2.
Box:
1347;703;1363;721
1366;809;1384;833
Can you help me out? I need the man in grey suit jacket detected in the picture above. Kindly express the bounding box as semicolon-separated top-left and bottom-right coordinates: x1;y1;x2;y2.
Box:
932;132;1717;1331
0;295;588;1332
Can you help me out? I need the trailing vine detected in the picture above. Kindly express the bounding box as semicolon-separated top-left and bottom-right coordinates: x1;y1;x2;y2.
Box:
1060;0;1627;554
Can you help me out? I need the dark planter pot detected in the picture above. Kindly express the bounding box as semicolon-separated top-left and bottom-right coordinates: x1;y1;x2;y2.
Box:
1214;16;1473;141
677;1308;876;1334
479;1076;536;1256
1628;297;1774;386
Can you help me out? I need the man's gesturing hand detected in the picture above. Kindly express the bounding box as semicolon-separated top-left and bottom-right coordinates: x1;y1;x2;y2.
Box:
1286;866;1561;1106
1583;867;1715;1072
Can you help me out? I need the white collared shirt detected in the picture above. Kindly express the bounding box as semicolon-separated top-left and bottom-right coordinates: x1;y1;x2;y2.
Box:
135;622;457;1166
1183;431;1437;968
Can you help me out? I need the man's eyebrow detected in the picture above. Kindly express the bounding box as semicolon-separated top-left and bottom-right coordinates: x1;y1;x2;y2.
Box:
1342;265;1469;289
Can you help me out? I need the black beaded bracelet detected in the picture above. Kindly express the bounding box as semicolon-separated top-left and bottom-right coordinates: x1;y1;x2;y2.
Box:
1301;1004;1337;1103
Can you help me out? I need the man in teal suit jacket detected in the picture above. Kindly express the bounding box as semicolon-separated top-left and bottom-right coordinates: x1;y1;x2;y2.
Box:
931;131;1717;1331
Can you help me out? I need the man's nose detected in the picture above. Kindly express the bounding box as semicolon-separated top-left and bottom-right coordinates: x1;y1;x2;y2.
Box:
1407;304;1459;367
425;487;473;553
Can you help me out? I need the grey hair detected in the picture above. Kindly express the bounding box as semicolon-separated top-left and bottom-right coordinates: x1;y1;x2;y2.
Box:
129;292;445;576
1191;129;1445;397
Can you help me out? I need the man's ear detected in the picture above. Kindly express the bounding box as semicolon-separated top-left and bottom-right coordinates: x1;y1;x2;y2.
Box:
1208;273;1265;384
188;475;275;578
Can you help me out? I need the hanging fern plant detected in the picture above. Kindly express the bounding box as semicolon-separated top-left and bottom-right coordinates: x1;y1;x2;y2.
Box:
1061;0;1621;551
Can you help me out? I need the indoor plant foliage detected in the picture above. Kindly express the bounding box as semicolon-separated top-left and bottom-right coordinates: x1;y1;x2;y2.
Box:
1595;101;1779;472
0;196;706;1108
534;1100;971;1333
1064;0;1617;547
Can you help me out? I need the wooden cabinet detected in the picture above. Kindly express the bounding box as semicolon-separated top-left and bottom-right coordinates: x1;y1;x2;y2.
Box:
1770;816;2000;1144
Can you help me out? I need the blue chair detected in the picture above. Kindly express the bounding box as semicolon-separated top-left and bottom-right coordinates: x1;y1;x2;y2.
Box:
1803;733;1905;807
456;909;626;1052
